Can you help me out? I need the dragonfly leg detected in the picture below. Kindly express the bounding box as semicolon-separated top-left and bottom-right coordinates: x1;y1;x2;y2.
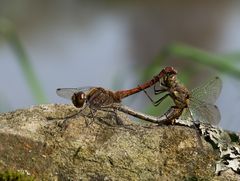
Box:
153;94;170;106
59;108;85;130
111;110;124;125
98;106;135;130
84;108;97;126
57;106;96;128
99;107;124;125
153;82;168;94
139;84;169;107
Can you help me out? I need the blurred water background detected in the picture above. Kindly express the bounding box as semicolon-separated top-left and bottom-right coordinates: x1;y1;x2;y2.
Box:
1;1;240;131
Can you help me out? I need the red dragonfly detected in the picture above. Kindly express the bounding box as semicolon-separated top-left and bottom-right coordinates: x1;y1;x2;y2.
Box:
56;67;177;123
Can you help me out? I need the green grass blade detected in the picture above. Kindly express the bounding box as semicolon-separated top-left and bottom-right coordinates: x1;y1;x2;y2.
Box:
162;43;240;78
0;19;47;104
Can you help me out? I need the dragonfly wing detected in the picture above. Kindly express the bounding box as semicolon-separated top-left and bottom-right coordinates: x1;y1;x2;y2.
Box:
179;108;194;124
180;108;190;120
191;76;222;104
56;87;93;99
189;98;221;125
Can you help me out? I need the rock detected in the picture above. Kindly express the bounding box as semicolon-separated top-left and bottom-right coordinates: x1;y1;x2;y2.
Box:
0;104;239;180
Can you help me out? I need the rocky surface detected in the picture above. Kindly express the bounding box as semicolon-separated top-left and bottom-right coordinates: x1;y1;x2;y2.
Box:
0;104;239;180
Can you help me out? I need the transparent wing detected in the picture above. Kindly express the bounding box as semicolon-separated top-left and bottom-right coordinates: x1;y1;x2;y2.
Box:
190;76;222;104
56;87;93;99
180;108;191;120
188;97;221;125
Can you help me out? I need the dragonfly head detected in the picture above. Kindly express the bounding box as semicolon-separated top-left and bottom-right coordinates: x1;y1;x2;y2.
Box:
164;67;177;75
164;73;177;88
71;92;87;108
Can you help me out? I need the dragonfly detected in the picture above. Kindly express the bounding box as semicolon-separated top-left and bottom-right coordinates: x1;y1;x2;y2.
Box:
56;66;177;125
112;73;222;147
151;74;222;126
113;74;222;126
114;71;222;125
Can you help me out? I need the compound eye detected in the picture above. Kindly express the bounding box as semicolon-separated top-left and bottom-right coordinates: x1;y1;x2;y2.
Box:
71;92;86;108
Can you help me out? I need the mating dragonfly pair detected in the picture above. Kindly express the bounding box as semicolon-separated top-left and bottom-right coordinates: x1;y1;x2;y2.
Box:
56;67;222;128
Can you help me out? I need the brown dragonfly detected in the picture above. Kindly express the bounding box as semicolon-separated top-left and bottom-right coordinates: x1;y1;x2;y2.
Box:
112;72;222;147
114;73;222;126
152;73;222;126
56;66;177;124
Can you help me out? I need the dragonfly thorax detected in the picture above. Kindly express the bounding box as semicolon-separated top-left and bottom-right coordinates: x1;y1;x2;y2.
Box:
71;92;87;108
170;84;190;109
